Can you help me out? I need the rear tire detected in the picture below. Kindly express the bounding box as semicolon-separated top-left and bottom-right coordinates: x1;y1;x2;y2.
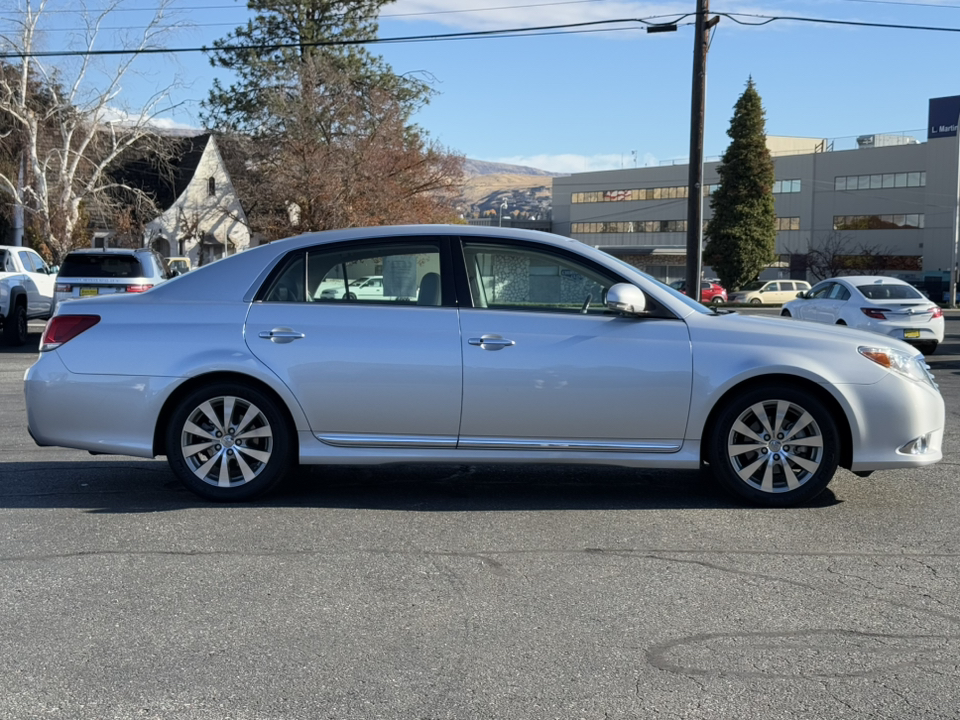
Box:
917;342;938;356
707;385;840;507
165;383;293;502
3;301;27;346
749;298;762;305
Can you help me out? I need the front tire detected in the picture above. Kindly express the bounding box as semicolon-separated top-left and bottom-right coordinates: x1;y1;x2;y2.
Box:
707;385;840;507
165;383;293;502
749;298;762;305
3;302;27;346
711;296;724;305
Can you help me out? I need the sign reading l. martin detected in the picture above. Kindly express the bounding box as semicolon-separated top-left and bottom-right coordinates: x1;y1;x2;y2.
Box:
928;95;960;139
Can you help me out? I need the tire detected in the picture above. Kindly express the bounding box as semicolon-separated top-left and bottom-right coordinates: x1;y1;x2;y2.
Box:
165;382;293;502
836;320;847;326
343;292;356;301
749;298;762;305
3;301;28;346
707;385;840;507
780;309;792;317
918;342;938;356
711;296;724;305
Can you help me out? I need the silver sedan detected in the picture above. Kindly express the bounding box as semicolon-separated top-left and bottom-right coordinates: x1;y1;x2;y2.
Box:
24;226;945;506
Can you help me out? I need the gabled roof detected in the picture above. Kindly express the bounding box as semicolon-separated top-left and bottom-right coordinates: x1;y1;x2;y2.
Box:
108;133;211;213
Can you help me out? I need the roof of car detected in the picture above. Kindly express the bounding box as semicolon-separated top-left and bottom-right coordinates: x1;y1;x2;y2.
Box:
65;248;154;255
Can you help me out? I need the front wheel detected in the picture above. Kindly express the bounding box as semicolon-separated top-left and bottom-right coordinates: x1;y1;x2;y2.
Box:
749;298;762;305
3;302;27;346
707;385;840;507
780;309;792;317
711;296;724;305
165;383;293;502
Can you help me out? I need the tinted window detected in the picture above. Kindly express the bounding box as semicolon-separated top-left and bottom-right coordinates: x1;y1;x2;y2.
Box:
857;283;924;300
59;254;143;278
17;251;36;272
780;282;795;291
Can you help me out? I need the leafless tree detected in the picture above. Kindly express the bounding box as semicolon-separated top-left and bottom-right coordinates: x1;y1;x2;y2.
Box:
791;232;897;282
0;0;185;262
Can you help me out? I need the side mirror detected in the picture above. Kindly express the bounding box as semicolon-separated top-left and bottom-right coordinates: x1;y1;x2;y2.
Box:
606;283;646;316
796;291;806;299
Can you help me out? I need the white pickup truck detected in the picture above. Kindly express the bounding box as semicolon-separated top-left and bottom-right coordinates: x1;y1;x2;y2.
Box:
0;245;56;346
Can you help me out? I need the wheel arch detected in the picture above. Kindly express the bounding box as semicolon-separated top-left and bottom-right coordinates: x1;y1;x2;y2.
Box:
700;374;854;470
153;371;300;458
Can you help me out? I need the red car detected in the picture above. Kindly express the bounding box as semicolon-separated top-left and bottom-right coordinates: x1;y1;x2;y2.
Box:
670;279;728;304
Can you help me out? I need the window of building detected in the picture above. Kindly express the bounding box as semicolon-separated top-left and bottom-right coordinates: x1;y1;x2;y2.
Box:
572;220;687;234
834;172;925;191
775;217;801;231
207;177;216;196
772;179;801;194
833;214;924;230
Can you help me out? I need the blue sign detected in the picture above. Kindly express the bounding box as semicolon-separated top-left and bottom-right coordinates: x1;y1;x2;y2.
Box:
928;95;960;139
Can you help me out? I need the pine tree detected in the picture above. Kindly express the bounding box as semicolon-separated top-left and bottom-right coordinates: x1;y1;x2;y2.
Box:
703;78;777;291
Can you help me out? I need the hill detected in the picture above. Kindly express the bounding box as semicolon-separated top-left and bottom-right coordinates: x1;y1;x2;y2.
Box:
459;160;562;220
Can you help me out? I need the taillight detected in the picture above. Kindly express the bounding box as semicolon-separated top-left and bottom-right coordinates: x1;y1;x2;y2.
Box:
861;307;887;320
125;284;154;293
931;306;943;319
54;283;72;293
40;315;100;352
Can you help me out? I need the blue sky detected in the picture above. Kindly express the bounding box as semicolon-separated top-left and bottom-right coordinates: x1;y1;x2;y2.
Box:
7;0;960;173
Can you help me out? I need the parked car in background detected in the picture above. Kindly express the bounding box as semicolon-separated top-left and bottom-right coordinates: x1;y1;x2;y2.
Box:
319;275;387;300
25;226;944;508
167;256;192;275
781;276;944;355
0;245;55;345
54;248;174;311
728;279;811;305
669;279;728;304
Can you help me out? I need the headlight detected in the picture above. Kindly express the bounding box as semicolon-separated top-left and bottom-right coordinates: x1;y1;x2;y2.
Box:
858;346;938;389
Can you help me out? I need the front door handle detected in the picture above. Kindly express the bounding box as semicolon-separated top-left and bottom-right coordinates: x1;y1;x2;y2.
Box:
468;335;515;351
259;328;305;344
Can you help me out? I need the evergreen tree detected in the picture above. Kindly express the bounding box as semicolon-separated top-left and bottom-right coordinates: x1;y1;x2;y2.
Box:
200;0;463;236
703;78;777;291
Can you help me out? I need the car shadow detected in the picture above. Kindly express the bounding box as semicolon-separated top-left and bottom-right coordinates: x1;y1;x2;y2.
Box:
0;460;840;512
0;330;42;354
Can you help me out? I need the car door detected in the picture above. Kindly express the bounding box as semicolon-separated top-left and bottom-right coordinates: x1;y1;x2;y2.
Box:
455;238;693;451
815;282;851;323
244;237;463;447
17;250;54;317
794;282;832;322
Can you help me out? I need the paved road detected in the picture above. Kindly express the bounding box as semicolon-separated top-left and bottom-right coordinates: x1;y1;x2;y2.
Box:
1;317;958;719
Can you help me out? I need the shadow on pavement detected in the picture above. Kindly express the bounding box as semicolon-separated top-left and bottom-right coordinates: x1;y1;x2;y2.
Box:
0;459;840;512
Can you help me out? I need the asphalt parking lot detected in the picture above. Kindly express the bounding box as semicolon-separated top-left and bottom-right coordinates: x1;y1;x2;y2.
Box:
1;315;959;719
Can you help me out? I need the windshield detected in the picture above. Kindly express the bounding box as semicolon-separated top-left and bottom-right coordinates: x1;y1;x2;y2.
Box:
740;281;766;291
856;283;924;300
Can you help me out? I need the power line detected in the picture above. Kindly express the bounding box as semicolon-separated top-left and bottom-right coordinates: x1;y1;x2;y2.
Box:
0;16;690;58
718;11;960;32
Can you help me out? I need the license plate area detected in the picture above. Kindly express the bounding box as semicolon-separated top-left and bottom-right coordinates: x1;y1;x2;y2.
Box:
904;329;921;339
79;287;98;297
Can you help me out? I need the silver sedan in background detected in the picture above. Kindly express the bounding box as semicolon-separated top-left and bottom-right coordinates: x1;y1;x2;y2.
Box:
24;226;944;507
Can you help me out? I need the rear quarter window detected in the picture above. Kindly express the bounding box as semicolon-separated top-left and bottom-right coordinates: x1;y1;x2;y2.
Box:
59;254;144;279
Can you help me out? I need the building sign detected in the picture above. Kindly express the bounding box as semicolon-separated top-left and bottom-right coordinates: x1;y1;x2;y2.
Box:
928;95;960;139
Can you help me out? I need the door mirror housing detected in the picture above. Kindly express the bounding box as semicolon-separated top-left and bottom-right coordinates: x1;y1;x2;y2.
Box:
606;283;647;316
796;291;806;299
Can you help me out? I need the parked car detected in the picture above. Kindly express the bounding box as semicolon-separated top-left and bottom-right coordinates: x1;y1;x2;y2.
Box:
669;279;728;304
53;248;174;311
728;280;811;305
0;245;55;345
318;275;390;300
167;256;192;275
781;276;945;355
25;226;943;507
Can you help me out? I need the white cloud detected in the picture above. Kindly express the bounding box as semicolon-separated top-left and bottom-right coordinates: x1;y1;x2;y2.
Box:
491;152;661;174
95;107;199;132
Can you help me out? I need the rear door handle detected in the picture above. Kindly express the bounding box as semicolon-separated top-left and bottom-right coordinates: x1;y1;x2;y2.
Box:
259;328;305;343
468;335;515;351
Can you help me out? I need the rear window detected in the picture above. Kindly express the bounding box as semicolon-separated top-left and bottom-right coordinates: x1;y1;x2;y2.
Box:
59;254;144;279
856;283;923;300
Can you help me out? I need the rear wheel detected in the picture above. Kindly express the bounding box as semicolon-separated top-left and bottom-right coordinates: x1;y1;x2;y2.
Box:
917;342;938;356
165;383;293;502
780;309;792;317
749;298;762;305
711;296;724;305
707;385;840;507
2;301;27;346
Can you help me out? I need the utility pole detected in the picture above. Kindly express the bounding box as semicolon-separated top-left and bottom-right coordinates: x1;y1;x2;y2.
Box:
685;0;718;302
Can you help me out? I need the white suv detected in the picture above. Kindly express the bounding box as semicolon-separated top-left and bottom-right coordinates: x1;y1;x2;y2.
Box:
54;248;174;310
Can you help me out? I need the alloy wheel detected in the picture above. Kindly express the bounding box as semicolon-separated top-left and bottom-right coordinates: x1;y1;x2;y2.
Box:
180;396;274;488
725;399;824;494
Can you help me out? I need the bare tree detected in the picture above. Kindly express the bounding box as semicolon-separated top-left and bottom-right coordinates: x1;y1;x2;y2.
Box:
0;0;185;262
791;232;897;282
